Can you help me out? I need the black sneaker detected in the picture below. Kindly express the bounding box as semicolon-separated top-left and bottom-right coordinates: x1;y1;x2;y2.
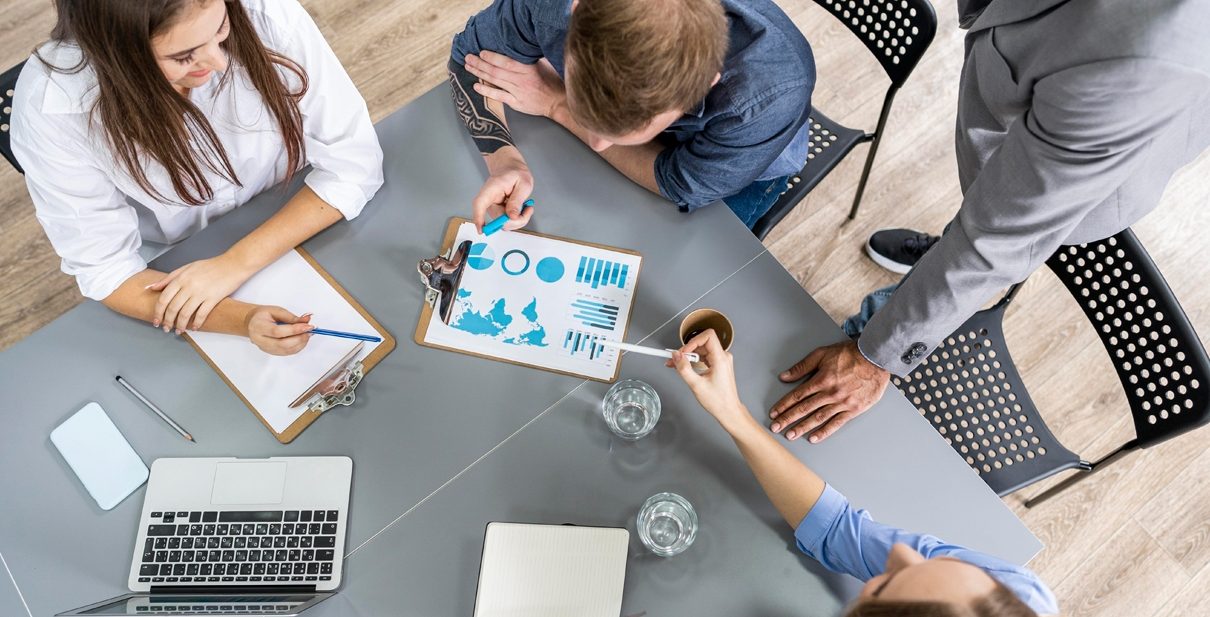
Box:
865;228;939;274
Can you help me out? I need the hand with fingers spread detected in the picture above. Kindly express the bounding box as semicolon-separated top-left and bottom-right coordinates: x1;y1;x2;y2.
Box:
475;147;536;233
666;329;755;433
245;306;314;356
147;254;255;334
464;53;567;119
769;340;890;443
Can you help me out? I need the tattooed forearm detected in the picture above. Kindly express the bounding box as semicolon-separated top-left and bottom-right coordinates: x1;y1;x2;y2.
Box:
448;58;514;155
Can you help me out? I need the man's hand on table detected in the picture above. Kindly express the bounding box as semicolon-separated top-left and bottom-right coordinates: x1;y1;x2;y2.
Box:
769;340;890;443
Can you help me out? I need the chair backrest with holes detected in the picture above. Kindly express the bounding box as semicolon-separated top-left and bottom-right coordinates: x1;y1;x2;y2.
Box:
1046;229;1210;447
811;0;938;87
891;301;1085;495
0;61;26;174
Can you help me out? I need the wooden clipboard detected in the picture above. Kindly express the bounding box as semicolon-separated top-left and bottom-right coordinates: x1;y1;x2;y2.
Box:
184;247;396;443
415;217;641;383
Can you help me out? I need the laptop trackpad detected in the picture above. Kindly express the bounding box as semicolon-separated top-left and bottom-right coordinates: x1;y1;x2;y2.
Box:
211;462;287;505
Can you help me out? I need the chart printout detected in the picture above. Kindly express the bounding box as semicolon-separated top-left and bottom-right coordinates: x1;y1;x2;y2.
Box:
424;222;642;380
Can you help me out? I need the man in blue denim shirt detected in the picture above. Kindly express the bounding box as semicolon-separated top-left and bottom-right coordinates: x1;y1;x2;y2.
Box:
446;0;815;230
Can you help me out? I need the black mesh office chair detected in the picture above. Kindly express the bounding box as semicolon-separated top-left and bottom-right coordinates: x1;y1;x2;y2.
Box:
1;61;25;174
892;229;1210;507
751;0;937;240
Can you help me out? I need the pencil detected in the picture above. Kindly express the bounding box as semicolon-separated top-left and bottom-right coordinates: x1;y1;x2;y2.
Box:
115;375;195;443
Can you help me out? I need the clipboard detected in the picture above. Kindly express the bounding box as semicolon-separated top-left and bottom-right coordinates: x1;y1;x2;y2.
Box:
415;217;641;383
185;247;396;443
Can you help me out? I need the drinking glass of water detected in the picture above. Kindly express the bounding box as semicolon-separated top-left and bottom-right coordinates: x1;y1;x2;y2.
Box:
602;379;661;440
637;492;698;557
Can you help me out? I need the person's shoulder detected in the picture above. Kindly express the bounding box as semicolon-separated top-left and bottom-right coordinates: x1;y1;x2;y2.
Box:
13;42;97;121
713;0;814;113
502;0;572;31
239;0;317;48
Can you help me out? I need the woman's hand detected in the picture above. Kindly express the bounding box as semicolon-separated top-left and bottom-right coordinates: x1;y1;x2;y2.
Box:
245;306;313;356
667;329;754;434
148;253;255;333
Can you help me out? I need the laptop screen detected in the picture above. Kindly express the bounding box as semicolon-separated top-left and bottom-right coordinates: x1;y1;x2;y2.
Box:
69;593;325;615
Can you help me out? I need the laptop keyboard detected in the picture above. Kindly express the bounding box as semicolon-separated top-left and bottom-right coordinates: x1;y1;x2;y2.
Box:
136;510;339;585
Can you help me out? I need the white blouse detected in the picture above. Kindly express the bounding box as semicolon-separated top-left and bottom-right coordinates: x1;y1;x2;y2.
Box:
10;0;384;301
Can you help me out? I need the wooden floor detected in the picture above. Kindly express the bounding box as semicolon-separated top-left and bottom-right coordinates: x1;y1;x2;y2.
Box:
2;1;1208;614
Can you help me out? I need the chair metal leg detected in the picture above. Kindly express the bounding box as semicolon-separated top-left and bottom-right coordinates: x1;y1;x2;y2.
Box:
845;88;899;220
1023;440;1141;508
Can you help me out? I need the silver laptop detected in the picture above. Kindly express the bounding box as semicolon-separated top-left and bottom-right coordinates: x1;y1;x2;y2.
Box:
58;456;353;616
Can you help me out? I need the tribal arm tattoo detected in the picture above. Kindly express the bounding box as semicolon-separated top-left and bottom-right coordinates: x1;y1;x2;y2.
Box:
448;57;515;155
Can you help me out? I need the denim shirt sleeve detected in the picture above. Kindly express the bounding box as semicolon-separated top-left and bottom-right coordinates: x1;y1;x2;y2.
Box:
793;485;1059;615
449;0;547;66
654;84;810;211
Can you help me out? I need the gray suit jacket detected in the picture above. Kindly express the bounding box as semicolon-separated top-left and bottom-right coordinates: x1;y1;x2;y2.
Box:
860;0;1210;375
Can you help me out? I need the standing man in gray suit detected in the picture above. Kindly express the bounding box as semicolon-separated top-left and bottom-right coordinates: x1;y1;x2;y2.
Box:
768;0;1210;443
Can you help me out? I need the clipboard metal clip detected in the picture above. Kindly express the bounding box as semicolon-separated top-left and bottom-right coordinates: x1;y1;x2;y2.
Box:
417;239;471;325
300;358;365;416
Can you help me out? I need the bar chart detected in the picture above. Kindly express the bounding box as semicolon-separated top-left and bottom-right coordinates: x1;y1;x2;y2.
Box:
563;329;610;360
575;256;630;290
570;299;620;331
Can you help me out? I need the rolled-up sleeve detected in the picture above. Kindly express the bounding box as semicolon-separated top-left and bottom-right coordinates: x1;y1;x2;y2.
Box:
450;0;546;67
268;0;383;220
655;84;810;211
11;89;146;301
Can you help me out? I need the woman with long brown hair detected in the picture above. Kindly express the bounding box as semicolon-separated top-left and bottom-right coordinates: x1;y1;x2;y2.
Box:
11;0;383;355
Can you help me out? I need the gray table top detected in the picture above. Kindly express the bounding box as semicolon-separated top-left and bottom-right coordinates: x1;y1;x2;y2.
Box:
307;253;1040;617
0;554;29;617
0;86;1039;617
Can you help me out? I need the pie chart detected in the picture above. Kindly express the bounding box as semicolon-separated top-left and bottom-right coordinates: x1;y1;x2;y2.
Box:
536;257;565;283
468;243;494;270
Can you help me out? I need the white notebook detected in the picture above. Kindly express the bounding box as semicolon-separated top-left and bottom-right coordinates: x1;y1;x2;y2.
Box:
187;250;384;434
50;402;149;511
474;523;629;617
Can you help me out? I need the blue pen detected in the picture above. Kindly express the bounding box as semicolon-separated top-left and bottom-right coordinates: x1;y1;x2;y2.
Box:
482;198;535;236
276;323;383;343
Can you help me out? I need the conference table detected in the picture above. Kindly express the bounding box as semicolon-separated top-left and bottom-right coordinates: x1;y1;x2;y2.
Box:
0;86;1041;616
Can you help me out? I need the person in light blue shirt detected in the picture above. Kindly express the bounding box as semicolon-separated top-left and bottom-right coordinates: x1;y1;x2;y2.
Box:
667;330;1058;616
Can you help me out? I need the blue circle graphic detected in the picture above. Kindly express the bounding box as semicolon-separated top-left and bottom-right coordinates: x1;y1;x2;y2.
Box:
501;249;531;276
535;257;565;283
467;243;495;270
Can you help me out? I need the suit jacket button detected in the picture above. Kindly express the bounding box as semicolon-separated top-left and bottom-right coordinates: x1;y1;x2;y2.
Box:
902;342;928;364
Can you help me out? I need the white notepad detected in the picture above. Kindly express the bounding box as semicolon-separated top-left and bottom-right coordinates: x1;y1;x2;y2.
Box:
50;402;149;511
474;523;629;617
187;250;385;434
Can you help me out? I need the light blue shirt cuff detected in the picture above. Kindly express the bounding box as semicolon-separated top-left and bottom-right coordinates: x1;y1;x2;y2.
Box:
793;484;847;557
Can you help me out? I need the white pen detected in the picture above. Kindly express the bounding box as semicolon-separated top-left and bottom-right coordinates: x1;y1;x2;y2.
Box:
597;340;700;363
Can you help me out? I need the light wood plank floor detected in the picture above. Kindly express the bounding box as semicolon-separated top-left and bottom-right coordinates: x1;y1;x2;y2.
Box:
2;1;1207;614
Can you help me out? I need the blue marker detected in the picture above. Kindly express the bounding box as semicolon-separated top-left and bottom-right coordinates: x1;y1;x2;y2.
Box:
482;199;535;236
